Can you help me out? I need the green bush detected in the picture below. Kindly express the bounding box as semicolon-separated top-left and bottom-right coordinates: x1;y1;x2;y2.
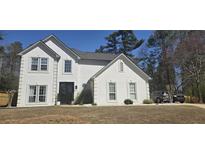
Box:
79;102;84;105
124;99;133;105
143;99;154;104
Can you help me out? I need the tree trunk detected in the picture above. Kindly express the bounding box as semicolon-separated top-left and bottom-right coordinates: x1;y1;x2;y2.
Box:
196;80;203;103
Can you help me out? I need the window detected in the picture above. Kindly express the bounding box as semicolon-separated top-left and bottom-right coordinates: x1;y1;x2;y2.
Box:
40;58;48;71
129;83;136;99
109;82;116;100
39;86;46;102
31;58;39;71
29;86;37;102
29;85;47;103
119;61;124;72
64;60;72;73
31;57;48;71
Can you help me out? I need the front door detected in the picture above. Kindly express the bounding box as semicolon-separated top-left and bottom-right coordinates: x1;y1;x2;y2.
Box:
59;82;74;104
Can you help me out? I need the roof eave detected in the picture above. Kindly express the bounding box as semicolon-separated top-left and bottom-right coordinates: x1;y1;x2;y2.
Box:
91;53;151;80
42;34;81;59
17;41;60;60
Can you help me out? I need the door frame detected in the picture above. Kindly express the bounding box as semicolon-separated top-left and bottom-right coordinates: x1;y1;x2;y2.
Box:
58;82;74;105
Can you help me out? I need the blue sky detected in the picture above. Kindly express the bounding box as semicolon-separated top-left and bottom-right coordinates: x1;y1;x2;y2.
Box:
0;30;153;56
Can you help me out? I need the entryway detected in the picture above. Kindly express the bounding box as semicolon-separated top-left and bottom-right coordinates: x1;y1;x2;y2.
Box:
59;82;74;105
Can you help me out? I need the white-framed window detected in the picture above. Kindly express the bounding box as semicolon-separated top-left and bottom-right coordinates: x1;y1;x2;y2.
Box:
129;82;136;99
31;58;39;71
39;86;47;102
29;85;37;102
108;82;116;100
29;85;47;103
40;58;48;71
64;60;72;73
119;61;124;72
31;57;48;71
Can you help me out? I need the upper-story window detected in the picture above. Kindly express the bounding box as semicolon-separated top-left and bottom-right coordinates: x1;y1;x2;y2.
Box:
64;60;72;73
31;58;39;71
31;57;48;71
40;58;48;71
119;61;124;72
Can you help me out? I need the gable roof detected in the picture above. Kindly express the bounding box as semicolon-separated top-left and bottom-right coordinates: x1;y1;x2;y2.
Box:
18;41;60;60
18;34;117;62
44;35;119;61
43;35;80;59
91;53;151;81
73;49;118;61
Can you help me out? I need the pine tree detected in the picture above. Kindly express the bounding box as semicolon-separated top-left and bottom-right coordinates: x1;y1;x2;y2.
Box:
96;30;144;57
147;31;177;94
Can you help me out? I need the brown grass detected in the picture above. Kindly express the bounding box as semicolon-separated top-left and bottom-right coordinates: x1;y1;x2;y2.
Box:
0;105;205;124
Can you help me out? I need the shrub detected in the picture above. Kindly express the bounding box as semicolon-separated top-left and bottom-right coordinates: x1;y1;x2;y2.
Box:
124;99;133;105
79;101;84;105
143;99;154;104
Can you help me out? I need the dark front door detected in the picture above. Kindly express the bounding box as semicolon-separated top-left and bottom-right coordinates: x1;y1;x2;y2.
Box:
59;82;74;104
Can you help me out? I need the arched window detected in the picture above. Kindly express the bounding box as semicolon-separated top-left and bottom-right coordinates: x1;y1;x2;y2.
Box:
119;61;124;72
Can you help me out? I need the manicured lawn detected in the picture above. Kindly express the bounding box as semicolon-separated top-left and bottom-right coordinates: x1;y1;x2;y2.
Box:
1;105;205;124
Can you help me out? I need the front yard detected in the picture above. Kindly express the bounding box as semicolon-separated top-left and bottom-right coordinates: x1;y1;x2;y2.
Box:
1;105;205;124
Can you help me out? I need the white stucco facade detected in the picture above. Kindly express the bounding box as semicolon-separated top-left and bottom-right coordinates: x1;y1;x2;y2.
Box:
17;35;150;107
17;46;56;107
94;58;150;105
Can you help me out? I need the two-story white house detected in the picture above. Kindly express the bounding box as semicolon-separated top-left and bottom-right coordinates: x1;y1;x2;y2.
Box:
17;35;150;107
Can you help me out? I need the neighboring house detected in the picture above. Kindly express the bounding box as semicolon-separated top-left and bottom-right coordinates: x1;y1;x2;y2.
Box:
17;35;150;107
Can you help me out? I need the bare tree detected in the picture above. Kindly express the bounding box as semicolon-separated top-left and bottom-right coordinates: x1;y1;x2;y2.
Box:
175;31;205;103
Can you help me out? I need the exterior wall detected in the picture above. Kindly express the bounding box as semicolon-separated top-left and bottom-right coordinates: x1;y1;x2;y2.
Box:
45;40;79;100
17;38;150;107
94;59;150;105
45;40;108;101
17;47;55;107
77;60;107;93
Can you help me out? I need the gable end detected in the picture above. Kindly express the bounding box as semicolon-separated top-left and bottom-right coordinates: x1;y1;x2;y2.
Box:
43;35;80;60
91;54;151;81
18;41;60;60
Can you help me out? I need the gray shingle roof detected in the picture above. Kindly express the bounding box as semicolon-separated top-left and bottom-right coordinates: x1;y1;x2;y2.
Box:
43;35;118;61
73;49;118;61
91;53;151;80
18;41;60;60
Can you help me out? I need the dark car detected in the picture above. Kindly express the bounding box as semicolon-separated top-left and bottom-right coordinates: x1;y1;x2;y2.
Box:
151;91;171;103
173;93;185;103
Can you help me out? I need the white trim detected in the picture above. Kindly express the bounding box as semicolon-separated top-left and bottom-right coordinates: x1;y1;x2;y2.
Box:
128;82;137;101
118;60;124;72
107;81;117;103
42;35;80;59
28;57;49;73
40;57;49;71
27;85;48;104
63;59;72;75
92;53;150;80
18;41;41;56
